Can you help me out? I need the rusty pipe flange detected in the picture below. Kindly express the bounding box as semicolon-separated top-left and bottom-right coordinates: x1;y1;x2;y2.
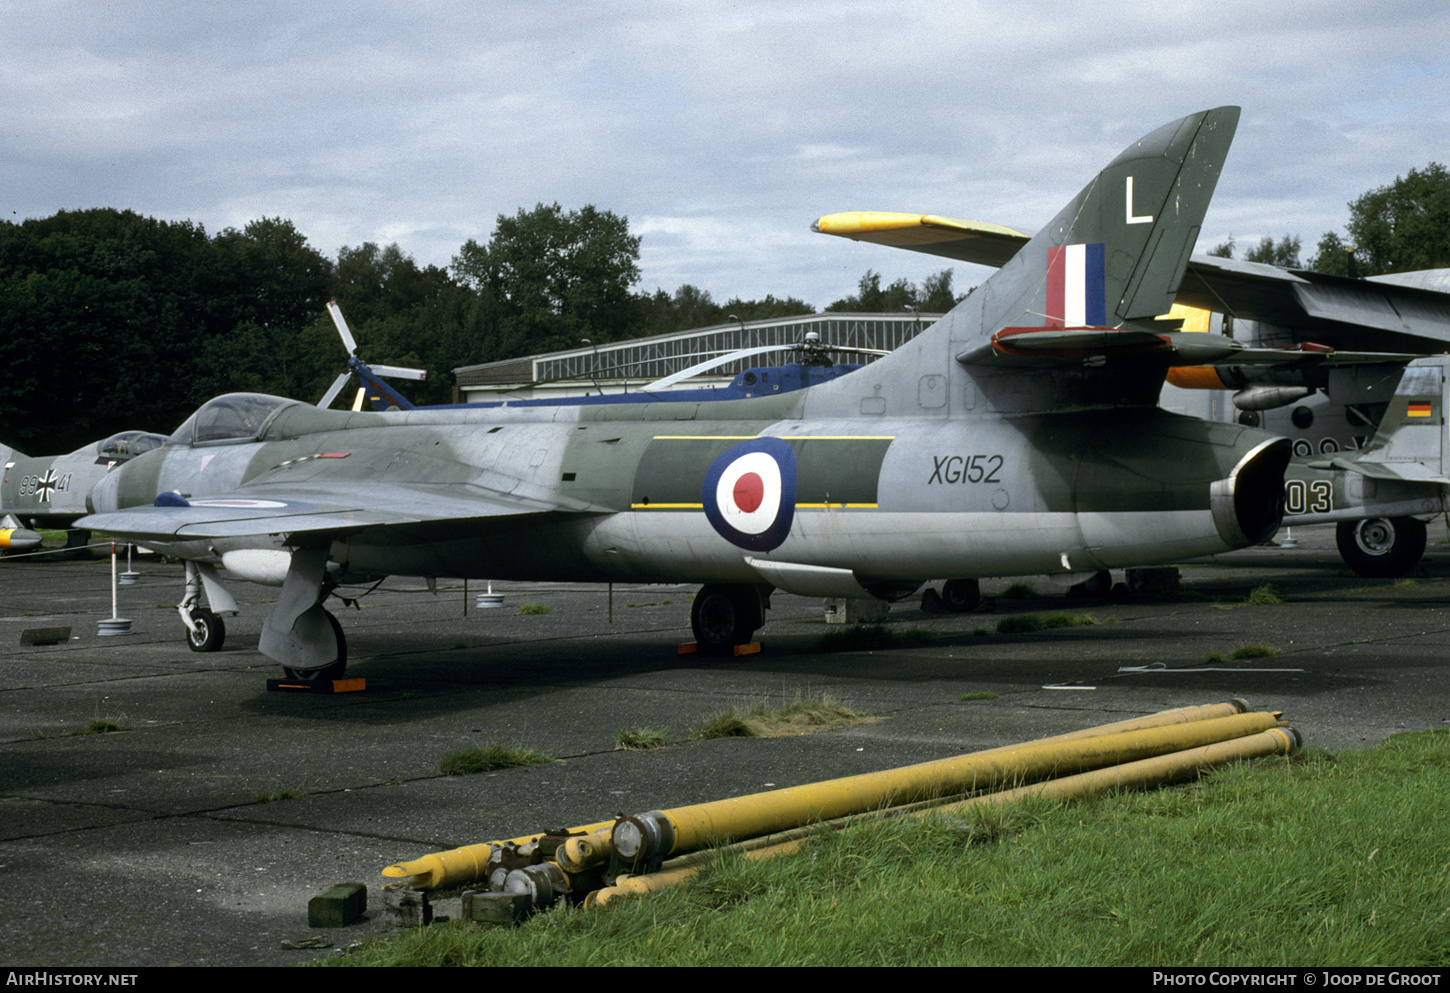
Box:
611;810;674;870
502;862;570;911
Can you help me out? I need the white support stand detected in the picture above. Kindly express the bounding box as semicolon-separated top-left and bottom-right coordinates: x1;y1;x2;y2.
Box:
475;581;504;609
97;542;133;636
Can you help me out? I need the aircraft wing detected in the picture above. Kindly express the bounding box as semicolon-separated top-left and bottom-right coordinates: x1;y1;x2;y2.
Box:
812;212;1029;269
814;211;1450;351
77;480;604;543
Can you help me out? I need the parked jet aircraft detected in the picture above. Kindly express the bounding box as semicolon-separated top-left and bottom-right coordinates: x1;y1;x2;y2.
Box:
79;107;1295;678
1;431;169;551
814;188;1450;578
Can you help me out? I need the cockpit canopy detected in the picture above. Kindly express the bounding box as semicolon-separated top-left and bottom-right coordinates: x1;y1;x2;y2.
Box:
97;430;169;459
168;394;298;447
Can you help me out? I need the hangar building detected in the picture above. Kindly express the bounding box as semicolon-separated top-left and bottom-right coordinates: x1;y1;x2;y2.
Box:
451;312;939;403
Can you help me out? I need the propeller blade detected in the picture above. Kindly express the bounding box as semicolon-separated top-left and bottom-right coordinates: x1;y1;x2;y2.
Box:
326;300;358;357
317;371;351;409
641;344;795;392
370;363;427;381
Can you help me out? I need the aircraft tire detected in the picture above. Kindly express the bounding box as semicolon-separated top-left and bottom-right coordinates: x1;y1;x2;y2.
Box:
282;610;348;681
940;579;981;613
1336;517;1427;578
1068;570;1113;599
185;608;226;653
691;584;762;653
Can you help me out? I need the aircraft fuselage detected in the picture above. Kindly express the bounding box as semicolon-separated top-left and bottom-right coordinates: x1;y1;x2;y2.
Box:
89;395;1287;597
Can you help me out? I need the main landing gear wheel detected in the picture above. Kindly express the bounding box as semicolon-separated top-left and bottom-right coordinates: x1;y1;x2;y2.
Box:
940;578;981;613
691;584;764;654
282;610;348;681
185;608;225;653
1336;517;1427;578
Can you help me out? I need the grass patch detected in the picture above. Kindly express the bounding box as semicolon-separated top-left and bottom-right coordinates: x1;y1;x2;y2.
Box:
814;624;933;652
439;744;553;775
1215;584;1284;610
70;719;122;735
1321;578;1420;598
1243;584;1282;605
614;727;670;750
516;603;551;615
320;730;1450;967
692;693;876;739
1231;643;1283;660
996;612;1101;635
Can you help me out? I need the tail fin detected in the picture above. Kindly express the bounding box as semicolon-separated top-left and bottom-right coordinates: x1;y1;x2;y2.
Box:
1350;357;1448;480
982;106;1239;336
802;108;1241;418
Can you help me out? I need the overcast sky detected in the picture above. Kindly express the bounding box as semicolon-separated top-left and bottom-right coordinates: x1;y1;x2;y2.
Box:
6;0;1447;309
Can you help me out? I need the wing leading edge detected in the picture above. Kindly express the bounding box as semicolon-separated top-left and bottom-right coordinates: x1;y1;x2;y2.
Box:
77;480;604;543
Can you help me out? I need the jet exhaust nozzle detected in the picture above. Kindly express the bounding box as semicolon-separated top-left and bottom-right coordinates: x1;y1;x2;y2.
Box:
1212;437;1292;547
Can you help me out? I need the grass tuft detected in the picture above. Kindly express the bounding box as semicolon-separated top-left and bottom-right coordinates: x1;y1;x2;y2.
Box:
1244;583;1282;605
692;692;875;740
439;744;553;775
516;603;551;615
996;612;1101;635
70;719;122;735
614;727;670;750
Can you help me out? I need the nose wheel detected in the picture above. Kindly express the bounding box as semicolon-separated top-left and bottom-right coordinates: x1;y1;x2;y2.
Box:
185;608;226;653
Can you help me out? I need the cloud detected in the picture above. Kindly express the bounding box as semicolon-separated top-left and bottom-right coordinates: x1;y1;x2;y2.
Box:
5;0;1448;307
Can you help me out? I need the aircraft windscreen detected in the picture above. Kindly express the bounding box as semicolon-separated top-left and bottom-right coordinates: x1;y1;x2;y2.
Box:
169;394;296;446
98;431;169;459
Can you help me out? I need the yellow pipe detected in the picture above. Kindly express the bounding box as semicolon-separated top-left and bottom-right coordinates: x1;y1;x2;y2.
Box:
611;711;1282;868
933;726;1300;819
388;701;1260;887
982;700;1251;749
586;726;1298;909
586;836;807;908
381;819;616;891
558;700;1254;874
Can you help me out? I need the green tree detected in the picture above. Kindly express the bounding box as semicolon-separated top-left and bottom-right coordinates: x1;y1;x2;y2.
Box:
0;209;221;450
195;218;333;406
825;268;964;313
1204;235;1301;268
451;203;642;358
1309;163;1450;276
1244;235;1302;268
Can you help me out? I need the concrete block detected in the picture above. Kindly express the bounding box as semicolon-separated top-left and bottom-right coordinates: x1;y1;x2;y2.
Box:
462;890;532;925
823;598;889;625
20;627;70;646
308;882;367;928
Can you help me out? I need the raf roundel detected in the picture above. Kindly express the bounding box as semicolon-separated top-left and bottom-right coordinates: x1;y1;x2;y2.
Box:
702;437;797;551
